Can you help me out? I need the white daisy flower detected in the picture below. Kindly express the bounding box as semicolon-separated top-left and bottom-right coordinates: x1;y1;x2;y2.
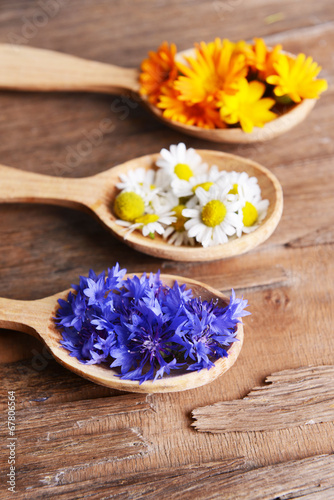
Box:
183;182;243;248
116;168;153;191
172;164;223;198
116;210;176;239
116;168;160;204
222;170;261;199
163;204;196;247
236;188;269;236
156;143;208;183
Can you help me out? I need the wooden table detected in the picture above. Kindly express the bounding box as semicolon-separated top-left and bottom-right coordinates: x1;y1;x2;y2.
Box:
0;1;333;498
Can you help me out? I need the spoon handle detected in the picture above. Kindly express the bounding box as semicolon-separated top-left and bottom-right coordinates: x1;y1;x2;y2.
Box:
0;44;140;95
0;164;97;211
0;296;44;338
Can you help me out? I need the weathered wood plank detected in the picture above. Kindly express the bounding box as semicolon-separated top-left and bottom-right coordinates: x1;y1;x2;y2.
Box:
16;427;149;473
0;357;131;408
0;392;152;490
1;0;333;64
0;0;333;497
14;455;334;500
14;393;151;436
192;366;334;433
1;241;334;477
18;458;248;498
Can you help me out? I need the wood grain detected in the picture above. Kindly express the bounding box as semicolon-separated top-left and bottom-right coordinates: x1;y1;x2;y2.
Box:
14;393;152;432
0;357;128;408
192;264;289;293
192;365;334;432
15;428;149;471
0;0;333;498
12;455;334;499
0;395;151;489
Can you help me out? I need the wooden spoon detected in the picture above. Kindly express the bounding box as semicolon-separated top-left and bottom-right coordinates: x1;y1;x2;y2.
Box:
0;150;283;262
0;43;316;143
0;275;244;394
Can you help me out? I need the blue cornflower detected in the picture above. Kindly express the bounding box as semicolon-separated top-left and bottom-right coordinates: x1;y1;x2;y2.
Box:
60;327;83;360
161;281;192;319
56;294;76;327
110;305;185;383
106;263;127;290
122;274;151;301
225;289;251;321
174;297;241;371
56;291;87;331
55;265;250;382
83;274;106;306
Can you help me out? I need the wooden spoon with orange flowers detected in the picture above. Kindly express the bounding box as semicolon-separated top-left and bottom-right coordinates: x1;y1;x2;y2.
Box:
0;39;326;143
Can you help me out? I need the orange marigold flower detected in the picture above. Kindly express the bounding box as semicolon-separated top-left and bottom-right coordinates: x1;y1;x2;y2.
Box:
267;53;328;103
157;89;225;129
218;79;277;133
200;38;252;65
248;38;283;80
139;42;178;105
174;38;248;105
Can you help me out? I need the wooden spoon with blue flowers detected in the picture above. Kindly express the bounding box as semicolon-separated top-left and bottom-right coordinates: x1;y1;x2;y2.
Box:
0;265;248;393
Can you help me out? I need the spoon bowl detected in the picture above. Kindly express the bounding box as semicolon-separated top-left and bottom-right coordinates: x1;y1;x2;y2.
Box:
145;95;316;144
0;149;283;261
0;43;316;143
0;275;243;393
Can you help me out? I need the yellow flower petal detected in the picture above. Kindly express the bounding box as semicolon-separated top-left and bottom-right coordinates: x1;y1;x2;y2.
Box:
267;53;328;102
219;79;277;133
247;80;267;102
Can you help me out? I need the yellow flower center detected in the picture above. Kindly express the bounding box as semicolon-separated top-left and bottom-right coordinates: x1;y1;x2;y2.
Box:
192;181;213;193
172;204;187;232
114;191;145;222
134;213;160;225
174;163;194;181
242;201;258;227
228;183;239;195
201;200;227;227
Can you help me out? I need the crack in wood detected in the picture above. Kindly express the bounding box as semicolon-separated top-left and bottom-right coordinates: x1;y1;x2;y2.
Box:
192;366;334;433
286;226;334;249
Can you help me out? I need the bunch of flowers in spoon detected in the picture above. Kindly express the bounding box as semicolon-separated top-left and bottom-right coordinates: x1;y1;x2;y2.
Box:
114;143;269;248
139;38;327;133
56;264;250;383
